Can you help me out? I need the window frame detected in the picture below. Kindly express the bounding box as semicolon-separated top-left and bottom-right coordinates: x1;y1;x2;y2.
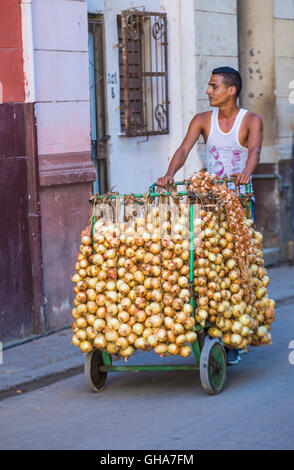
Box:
118;10;169;137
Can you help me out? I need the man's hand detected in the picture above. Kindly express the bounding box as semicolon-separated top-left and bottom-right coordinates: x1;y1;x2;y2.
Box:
157;174;174;188
231;172;251;186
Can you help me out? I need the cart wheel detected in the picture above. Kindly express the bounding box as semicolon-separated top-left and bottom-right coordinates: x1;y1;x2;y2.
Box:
85;349;108;392
200;338;227;395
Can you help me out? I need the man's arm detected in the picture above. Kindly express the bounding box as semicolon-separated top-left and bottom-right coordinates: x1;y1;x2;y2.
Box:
157;113;204;187
232;113;263;186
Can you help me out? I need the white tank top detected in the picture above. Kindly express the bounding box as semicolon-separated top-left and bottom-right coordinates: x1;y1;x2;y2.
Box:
206;108;252;195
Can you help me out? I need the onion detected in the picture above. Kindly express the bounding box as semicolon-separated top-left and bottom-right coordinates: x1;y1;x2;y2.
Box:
226;258;236;270
93;318;106;332
72;334;80;347
135;337;148;349
184;317;195;329
96;306;106;318
179;289;191;302
76;292;87;304
154;344;168;355
107;304;119;316
106;343;119;354
164;316;174;329
96;294;106;306
146;334;158;347
185;331;197;343
120;345;134;358
116;337;129;350
231;321;242;334
183;303;193;316
107;318;120;330
80;341;93;353
118;323;132;337
256;287;266;299
76;317;87;329
157;328;168;342
222;333;231;345
172;323;185;335
256;326;267;337
241;326;250;337
172;298;184;310
149;302;161;315
105;330;119;342
150;314;163;328
77;304;87;315
127;332;137;345
175;312;187;324
168;343;179;355
231;304;244;317
196;309;208;321
239;314;251;327
180;345;191;357
231;334;242;347
208;327;222;338
132;322;144;336
86;327;97;341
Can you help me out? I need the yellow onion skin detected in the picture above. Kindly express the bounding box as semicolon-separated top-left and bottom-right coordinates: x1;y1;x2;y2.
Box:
72;190;274;357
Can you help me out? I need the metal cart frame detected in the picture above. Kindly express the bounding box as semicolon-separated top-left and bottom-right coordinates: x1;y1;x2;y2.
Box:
84;181;253;395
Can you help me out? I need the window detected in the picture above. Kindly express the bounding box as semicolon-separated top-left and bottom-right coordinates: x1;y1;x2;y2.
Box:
117;9;169;137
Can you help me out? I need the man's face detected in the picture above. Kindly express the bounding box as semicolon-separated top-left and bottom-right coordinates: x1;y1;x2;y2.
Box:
206;74;234;107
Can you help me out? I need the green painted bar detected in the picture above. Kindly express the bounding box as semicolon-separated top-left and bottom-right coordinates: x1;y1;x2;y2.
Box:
99;364;200;372
102;351;112;365
92;215;113;367
96;191;189;199
188;200;202;363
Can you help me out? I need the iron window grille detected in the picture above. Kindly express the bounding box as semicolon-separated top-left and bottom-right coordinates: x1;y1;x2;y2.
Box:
117;10;169;137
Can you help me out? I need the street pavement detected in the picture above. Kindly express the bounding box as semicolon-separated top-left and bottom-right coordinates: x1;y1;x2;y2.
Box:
0;263;294;449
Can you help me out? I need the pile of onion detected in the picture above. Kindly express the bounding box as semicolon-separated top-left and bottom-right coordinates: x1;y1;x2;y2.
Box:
190;171;274;351
71;200;198;360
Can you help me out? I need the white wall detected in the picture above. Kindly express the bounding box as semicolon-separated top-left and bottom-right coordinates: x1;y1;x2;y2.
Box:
32;0;91;156
194;0;239;167
88;0;201;193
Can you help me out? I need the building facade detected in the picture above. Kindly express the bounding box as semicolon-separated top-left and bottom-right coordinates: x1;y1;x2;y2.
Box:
0;0;293;343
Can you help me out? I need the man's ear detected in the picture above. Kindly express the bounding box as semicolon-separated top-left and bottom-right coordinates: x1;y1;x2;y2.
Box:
228;86;237;97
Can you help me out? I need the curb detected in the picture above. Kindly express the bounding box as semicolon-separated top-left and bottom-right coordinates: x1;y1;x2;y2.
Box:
0;357;84;402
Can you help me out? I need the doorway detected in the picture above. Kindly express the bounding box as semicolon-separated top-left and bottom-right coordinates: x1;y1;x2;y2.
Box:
88;14;109;194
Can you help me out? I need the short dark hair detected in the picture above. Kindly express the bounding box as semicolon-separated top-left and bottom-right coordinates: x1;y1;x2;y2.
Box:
212;66;242;98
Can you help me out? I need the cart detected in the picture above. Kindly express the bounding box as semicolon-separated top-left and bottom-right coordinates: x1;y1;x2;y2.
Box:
84;180;254;395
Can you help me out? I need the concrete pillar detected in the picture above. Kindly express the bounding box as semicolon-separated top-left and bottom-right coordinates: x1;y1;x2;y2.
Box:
237;0;282;262
238;0;277;162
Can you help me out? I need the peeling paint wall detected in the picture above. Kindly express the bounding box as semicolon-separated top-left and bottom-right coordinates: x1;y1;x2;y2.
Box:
0;0;25;102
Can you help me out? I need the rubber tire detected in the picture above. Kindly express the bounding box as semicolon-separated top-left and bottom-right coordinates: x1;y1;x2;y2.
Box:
200;337;227;395
85;349;108;392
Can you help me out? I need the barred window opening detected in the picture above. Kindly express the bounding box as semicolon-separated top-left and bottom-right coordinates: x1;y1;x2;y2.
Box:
117;10;169;137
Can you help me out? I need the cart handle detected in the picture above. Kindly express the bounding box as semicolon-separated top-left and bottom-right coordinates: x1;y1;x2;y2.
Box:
149;180;188;192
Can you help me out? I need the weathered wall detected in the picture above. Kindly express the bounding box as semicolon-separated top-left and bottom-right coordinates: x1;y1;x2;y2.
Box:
0;2;38;343
0;0;25;103
31;0;96;330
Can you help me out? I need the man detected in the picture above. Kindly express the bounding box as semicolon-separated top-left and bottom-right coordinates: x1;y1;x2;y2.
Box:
157;66;263;365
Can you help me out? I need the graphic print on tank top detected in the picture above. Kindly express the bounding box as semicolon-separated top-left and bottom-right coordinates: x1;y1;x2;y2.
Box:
207;145;224;177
